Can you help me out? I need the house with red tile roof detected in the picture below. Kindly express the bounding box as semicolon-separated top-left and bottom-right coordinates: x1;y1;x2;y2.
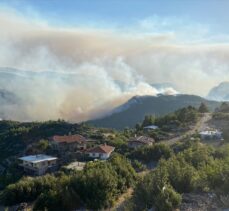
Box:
51;134;87;153
86;144;115;160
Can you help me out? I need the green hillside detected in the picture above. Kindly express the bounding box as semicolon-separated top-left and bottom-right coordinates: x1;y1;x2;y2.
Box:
0;120;80;162
89;94;220;129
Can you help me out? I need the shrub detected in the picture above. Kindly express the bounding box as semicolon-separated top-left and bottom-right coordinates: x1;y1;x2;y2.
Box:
128;143;173;163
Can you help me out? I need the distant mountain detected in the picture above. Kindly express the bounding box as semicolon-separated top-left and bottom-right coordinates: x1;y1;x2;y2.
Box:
207;82;229;101
89;94;220;129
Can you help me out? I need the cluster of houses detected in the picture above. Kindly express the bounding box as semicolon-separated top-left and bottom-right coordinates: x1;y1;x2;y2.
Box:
18;134;115;176
18;133;156;176
20;123;224;177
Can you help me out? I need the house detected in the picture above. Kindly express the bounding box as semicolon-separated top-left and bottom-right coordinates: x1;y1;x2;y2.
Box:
87;144;115;160
199;130;223;140
128;136;155;149
51;134;87;152
143;125;159;132
18;154;58;176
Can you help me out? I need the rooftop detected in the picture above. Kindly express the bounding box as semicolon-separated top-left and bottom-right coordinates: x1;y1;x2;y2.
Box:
19;154;58;163
199;130;222;136
143;125;159;129
52;134;86;144
87;144;115;154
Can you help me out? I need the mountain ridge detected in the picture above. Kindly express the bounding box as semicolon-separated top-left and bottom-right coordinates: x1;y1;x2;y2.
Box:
89;94;220;129
207;81;229;101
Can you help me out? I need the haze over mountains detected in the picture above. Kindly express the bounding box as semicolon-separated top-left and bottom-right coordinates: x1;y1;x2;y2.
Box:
0;5;229;125
0;66;227;128
0;67;180;122
207;82;229;101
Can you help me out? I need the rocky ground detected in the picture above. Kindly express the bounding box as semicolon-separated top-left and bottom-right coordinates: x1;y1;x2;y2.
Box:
180;193;228;211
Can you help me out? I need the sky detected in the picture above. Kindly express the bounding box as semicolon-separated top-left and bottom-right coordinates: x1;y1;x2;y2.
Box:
1;0;229;30
1;0;229;32
0;0;229;121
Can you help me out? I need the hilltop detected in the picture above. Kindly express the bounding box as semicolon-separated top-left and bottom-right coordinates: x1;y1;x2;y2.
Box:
89;94;220;129
207;81;229;101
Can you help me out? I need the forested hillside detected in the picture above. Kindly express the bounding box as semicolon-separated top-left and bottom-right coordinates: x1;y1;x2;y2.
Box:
90;94;219;129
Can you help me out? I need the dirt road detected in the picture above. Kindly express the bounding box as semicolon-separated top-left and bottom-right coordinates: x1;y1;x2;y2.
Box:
162;113;212;145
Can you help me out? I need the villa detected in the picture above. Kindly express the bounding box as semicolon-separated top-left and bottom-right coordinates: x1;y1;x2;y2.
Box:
18;154;58;176
51;134;87;152
87;144;115;160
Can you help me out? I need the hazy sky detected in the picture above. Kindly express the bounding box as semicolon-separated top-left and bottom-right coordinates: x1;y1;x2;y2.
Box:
0;0;229;121
1;0;229;32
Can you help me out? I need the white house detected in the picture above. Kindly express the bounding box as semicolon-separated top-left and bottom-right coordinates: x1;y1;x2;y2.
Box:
86;144;115;160
143;125;159;132
199;130;223;140
19;154;58;176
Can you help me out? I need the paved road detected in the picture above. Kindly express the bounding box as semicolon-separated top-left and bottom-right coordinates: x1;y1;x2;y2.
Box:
162;113;212;145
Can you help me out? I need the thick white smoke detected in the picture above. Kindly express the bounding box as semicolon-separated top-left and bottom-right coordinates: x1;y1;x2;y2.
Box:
0;10;228;122
0;59;176;121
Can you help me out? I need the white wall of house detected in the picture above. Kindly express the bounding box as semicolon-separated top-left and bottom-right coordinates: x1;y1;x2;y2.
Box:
88;152;111;160
100;153;110;160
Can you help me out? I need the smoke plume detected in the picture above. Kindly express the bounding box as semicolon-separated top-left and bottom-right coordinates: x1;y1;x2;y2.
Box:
0;10;228;122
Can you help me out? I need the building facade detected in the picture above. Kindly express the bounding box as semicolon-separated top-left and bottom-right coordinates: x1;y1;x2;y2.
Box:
19;154;58;176
51;134;87;152
87;144;115;160
199;130;223;140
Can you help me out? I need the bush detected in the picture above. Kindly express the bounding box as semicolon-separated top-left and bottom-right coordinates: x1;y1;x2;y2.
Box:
154;185;182;211
198;103;209;113
128;143;173;163
1;154;137;210
163;156;199;193
128;141;229;210
0;175;58;206
131;164;181;211
131;160;146;172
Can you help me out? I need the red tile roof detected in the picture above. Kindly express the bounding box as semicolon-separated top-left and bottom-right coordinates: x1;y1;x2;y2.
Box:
87;144;115;154
52;135;86;144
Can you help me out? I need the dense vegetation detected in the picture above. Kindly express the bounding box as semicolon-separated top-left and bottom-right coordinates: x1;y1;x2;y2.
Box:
127;140;229;211
0;154;137;210
198;102;209;113
213;102;229;121
0;103;228;210
128;143;173;163
0;120;83;189
0;120;79;161
211;102;229;143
